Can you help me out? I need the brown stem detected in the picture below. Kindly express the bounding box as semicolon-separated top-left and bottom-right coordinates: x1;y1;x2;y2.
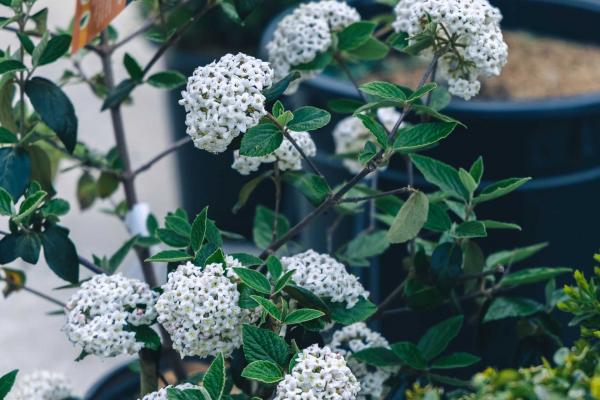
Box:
0;277;66;308
368;276;408;321
138;348;159;396
78;256;105;274
338;186;414;203
326;214;344;254
131;136;192;179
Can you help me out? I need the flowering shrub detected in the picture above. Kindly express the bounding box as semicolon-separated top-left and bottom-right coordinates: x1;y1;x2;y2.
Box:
0;0;582;399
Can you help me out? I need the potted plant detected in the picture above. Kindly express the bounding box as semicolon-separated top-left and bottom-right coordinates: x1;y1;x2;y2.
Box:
0;0;596;399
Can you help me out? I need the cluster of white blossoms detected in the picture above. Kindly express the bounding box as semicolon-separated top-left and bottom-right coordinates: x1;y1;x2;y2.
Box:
392;0;508;100
329;323;395;400
232;130;316;175
267;1;360;93
7;371;73;400
179;53;274;153
64;274;158;358
333;108;401;174
155;257;259;358
282;250;369;309
139;383;199;400
274;344;361;400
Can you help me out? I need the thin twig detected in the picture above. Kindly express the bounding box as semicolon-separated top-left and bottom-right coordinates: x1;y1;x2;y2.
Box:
339;186;414;203
0;277;67;308
131;136;192;179
266;113;326;180
368;276;408;321
271;164;282;242
78;256;104;275
326;214;344;254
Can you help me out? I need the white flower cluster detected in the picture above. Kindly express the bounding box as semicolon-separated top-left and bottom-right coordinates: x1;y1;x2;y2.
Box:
282;250;369;309
329;323;394;400
155;257;259;358
7;371;73;400
392;0;508;100
64;273;158;358
232;130;316;175
274;344;361;400
332;107;401;174
267;1;360;93
179;53;274;153
139;383;198;400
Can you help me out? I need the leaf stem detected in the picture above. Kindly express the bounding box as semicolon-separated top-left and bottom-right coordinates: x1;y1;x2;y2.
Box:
130;136;192;179
0;276;67;308
338;186;414;203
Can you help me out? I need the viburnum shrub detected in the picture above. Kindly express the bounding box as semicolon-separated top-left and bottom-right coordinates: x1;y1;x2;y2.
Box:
0;0;583;399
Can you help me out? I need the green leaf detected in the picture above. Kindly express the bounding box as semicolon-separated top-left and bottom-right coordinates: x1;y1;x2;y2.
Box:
233;267;271;294
165;215;192;238
284;309;325;325
411;154;468;199
147;71;187;89
14;190;46;221
240;123;283;157
284;285;330;315
327;98;363;114
273;269;295;294
102;79;137;111
157;228;189;248
16;32;35;54
469;156;484;184
359;81;406;101
325;297;376;324
266;255;283;280
431;352;480;369
0;232;41;264
41;225;79;283
352;347;401;367
76;171;96;210
0;59;26;74
36;34;71;66
500;267;572;288
0;127;17;144
453;221;487;239
251;296;282;321
393;122;456;152
288;106;331;132
358;141;378;164
387;191;429;244
190;207;208;253
295;50;333;71
0;369;18;399
356;114;388;148
407;82;438;102
233;171;271;213
486;243;548;269
204;353;226;400
127;325;161;351
337;230;390;267
263;71;300;102
145;250;192;263
391;342;427;370
481;220;521;231
474;177;531;204
241;360;284;384
431;242;463;282
107;236;138;274
0;186;14;215
424;202;451;233
458;168;477;194
96;172;119;198
167;388;205;400
25;77;78;153
253;206;289;250
0;148;30;200
123;53;143;81
347;37;389;60
337;21;376;50
242;324;290;366
417;315;463;361
483;296;545;323
282;171;330;206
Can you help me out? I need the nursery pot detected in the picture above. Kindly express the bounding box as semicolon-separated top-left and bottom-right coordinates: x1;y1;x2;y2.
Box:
261;0;600;362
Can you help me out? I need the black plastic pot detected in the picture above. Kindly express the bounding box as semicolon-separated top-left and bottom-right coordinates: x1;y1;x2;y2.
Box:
259;0;600;363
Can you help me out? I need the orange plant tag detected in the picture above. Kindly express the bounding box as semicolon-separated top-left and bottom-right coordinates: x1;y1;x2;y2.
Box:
71;0;133;53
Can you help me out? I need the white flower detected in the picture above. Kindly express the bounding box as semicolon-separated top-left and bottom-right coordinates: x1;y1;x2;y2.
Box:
155;256;259;358
332;108;402;174
267;1;360;94
392;0;508;100
329;323;395;399
64;273;158;358
179;53;274;153
274;344;361;400
139;383;199;400
232;130;317;175
281;249;369;309
7;371;73;400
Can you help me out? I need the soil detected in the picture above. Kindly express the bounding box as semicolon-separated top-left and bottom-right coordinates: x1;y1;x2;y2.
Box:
369;31;600;100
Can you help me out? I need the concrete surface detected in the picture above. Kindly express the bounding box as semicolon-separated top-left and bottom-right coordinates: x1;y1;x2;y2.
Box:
0;1;184;396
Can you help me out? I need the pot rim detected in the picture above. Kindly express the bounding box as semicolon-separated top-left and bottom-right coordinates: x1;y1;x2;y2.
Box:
260;0;600;117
